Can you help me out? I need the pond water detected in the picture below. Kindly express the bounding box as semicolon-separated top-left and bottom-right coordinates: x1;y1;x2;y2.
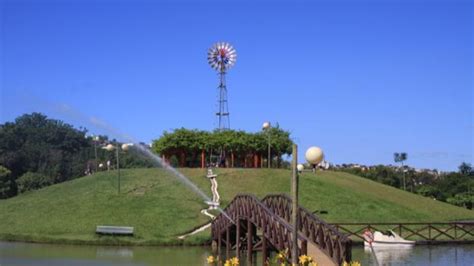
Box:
1;241;473;266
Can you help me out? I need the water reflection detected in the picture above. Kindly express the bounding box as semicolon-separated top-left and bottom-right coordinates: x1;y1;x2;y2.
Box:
1;241;474;266
96;247;134;259
0;241;211;266
353;244;474;266
364;246;413;265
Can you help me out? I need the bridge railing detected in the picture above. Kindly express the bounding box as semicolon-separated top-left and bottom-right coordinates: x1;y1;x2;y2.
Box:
330;222;474;243
211;194;310;260
262;194;352;264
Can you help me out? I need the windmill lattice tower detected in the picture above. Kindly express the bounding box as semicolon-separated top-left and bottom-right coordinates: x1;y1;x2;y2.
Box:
207;42;237;131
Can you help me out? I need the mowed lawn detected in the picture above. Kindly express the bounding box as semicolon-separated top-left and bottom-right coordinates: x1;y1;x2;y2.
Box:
0;168;472;245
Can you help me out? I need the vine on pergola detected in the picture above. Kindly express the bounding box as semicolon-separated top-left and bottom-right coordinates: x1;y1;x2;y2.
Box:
152;126;292;168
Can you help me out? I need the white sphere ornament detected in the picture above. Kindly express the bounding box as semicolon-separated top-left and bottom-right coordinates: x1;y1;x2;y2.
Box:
103;144;115;151
99;163;104;168
262;122;271;130
305;146;324;165
297;164;304;172
121;143;130;151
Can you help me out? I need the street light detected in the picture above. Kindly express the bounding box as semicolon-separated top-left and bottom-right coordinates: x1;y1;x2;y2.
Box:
102;143;133;194
262;122;271;168
297;164;304;173
291;144;298;265
92;135;100;172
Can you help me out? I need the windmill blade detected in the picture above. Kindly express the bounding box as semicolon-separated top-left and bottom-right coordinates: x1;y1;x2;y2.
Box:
208;42;237;72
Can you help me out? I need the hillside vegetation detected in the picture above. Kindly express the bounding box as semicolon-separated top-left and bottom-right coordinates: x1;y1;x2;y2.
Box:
0;168;472;245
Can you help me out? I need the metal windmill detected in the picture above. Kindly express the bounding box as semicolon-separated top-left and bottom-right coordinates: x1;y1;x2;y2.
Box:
207;42;237;131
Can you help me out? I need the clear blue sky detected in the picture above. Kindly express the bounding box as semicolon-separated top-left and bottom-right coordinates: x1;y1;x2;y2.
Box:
1;0;472;171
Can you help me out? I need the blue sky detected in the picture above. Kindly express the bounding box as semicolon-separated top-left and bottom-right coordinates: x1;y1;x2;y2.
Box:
1;0;472;171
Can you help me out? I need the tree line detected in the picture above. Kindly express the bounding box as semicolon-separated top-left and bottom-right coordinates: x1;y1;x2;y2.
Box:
0;113;154;199
338;163;474;209
151;127;293;168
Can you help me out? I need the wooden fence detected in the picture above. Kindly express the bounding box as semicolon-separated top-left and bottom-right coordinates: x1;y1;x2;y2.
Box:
330;222;474;244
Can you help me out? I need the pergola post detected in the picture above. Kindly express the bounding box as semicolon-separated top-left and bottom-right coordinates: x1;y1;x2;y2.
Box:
262;235;268;265
201;149;205;168
218;231;222;256
226;227;230;259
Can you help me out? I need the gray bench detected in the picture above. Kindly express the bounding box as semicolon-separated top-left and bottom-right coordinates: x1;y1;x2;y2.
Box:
96;226;134;236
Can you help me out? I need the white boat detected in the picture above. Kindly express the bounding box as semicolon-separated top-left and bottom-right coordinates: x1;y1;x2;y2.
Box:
363;230;415;247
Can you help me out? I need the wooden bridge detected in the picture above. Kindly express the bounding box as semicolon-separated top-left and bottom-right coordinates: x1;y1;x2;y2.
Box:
211;194;352;266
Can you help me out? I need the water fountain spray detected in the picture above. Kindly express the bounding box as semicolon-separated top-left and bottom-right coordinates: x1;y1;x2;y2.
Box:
27;96;235;224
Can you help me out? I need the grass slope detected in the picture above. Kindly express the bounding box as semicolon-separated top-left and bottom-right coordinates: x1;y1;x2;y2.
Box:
0;168;472;245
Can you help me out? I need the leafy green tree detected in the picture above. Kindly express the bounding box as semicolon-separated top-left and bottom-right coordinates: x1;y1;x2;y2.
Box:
0;166;14;198
0;113;91;183
447;193;473;209
416;185;440;199
459;162;473;176
340;162;474;209
267;125;293;167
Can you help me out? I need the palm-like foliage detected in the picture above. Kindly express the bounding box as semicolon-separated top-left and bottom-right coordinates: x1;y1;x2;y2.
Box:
394;152;407;163
394;152;408;190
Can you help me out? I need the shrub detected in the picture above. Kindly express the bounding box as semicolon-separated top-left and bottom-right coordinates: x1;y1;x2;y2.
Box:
17;172;53;193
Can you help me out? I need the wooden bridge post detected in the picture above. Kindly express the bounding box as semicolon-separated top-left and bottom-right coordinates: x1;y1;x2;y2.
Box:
262;235;268;265
218;231;222;256
455;223;458;239
247;218;253;265
301;240;307;256
226;227;230;259
235;218;240;258
429;224;432;240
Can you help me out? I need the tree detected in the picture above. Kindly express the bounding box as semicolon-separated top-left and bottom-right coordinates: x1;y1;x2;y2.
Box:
459;162;473;176
0;113;93;198
394;152;408;190
447;193;473;209
0;113;91;182
0;166;14;198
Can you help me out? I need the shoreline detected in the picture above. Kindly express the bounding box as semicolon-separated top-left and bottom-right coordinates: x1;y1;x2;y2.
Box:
3;234;474;248
0;233;212;247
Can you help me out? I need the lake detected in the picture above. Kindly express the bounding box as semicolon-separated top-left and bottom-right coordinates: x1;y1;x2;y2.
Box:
1;241;473;265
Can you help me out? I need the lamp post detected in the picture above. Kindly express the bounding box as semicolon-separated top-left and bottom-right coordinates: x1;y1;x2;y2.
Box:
102;143;133;194
291;144;299;265
262;122;271;168
92;135;100;172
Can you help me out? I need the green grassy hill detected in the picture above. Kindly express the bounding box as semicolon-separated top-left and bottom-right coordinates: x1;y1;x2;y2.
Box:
0;168;472;245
